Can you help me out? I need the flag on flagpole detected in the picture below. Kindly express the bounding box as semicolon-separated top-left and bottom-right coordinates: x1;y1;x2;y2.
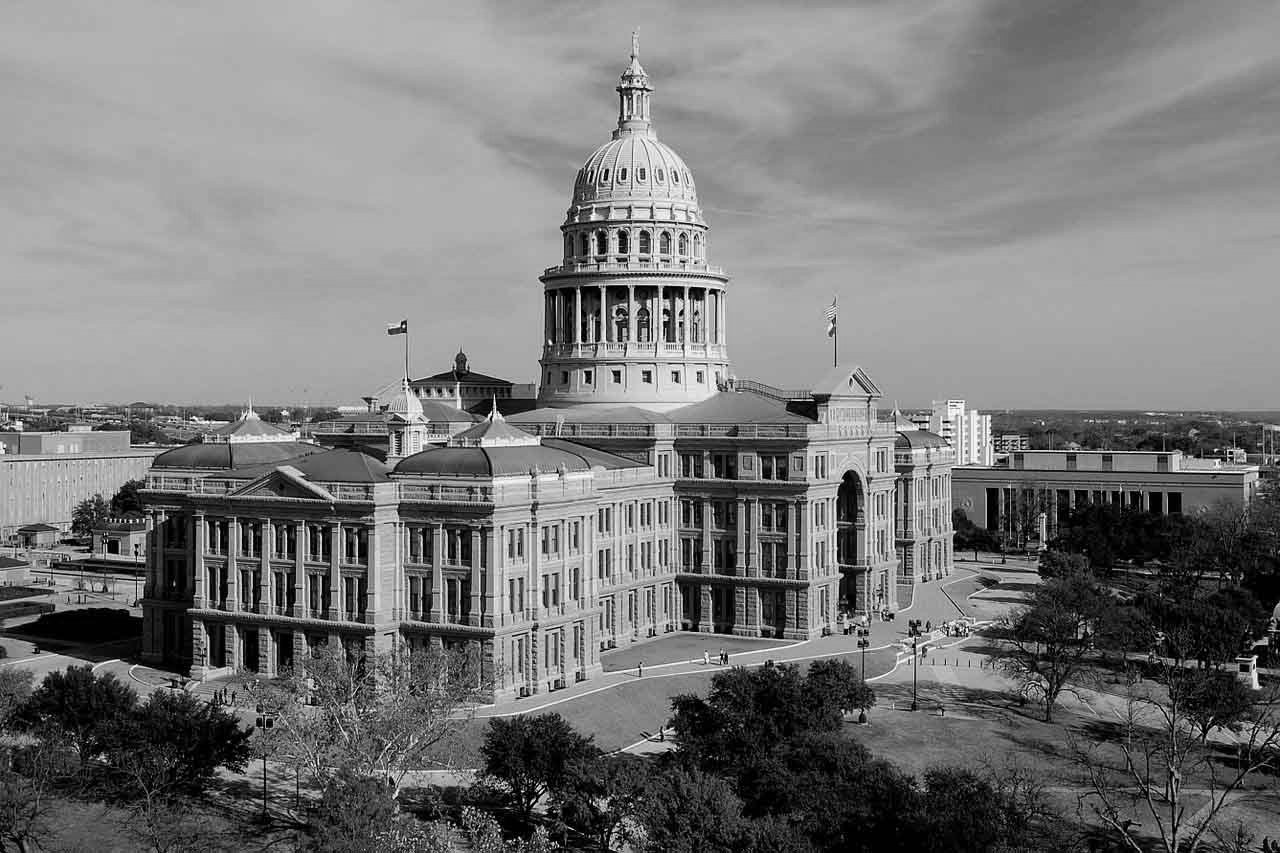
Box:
386;320;408;336
824;298;837;338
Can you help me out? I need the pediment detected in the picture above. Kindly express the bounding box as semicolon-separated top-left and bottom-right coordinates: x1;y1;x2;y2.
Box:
229;466;335;501
810;365;883;400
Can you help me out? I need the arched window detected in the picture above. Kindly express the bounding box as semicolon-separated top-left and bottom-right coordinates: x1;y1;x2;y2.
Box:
684;171;692;184
659;232;671;255
692;234;702;259
618;167;628;182
636;306;651;342
595;229;608;256
678;233;688;257
617;230;630;255
656;168;665;183
587;169;595;184
672;170;680;184
638;230;651;255
637;167;646;182
564;235;573;258
600;168;610;182
579;233;589;257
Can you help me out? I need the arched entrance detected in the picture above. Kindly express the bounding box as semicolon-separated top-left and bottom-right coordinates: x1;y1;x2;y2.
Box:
837;470;868;615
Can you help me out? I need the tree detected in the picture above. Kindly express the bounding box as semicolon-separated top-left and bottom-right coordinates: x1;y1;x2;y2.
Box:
310;770;397;853
952;509;998;560
1000;569;1110;722
481;712;599;827
1182;669;1254;744
111;689;251;799
244;642;487;799
634;765;745;853
20;665;137;770
109;479;146;516
804;659;875;719
1074;669;1280;853
1009;483;1053;551
70;493;110;537
0;745;58;853
559;753;649;853
0;671;33;734
1038;549;1090;579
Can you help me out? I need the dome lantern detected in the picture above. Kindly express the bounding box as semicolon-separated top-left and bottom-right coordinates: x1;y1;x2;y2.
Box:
615;30;653;138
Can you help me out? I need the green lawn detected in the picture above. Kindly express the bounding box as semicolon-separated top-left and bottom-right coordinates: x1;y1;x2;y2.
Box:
601;633;791;672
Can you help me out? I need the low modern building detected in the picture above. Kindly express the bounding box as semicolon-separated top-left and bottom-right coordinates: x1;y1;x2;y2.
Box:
954;449;1261;540
91;516;149;560
993;434;1029;456
0;425;131;456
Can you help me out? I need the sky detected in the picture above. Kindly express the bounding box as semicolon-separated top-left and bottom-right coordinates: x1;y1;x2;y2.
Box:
2;0;1278;410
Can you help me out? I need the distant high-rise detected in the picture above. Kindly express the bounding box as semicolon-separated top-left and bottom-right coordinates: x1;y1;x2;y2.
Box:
912;400;993;467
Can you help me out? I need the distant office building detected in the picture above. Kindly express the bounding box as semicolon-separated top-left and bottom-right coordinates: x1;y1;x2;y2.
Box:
910;400;993;467
993;434;1030;455
1;427;161;541
953;450;1261;542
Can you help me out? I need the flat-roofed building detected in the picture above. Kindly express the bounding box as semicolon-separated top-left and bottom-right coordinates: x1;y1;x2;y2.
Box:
953;449;1261;542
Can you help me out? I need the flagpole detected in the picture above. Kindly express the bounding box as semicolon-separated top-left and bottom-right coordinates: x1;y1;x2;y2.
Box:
833;320;838;368
404;324;411;384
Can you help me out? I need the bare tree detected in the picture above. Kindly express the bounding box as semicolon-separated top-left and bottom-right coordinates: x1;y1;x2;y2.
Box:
1073;664;1280;853
1000;569;1109;722
243;642;489;798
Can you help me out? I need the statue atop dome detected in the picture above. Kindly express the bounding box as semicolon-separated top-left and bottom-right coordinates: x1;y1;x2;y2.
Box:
616;32;652;136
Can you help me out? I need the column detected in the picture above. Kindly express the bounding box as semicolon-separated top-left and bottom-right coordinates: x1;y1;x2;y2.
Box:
718;289;727;346
226;515;239;611
699;584;713;633
430;522;444;622
293;522;306;618
328;525;342;620
702;498;714;574
484;528;498;628
598;285;608;342
682;285;690;347
574;287;582;349
795;500;808;581
627;284;636;344
259;519;272;614
656;283;665;343
469;529;482;626
192;512;206;607
750;499;762;576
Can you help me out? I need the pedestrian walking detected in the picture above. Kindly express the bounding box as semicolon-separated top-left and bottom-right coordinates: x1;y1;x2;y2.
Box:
719;648;727;666
638;661;644;678
703;649;710;666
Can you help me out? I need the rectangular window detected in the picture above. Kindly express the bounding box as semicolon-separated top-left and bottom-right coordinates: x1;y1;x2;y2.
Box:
612;369;622;384
696;370;705;383
679;453;704;478
583;369;593;385
711;452;737;480
671;370;681;383
641;370;653;384
760;455;788;480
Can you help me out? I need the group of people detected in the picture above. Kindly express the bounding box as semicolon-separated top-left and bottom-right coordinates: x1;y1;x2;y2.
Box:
702;648;730;666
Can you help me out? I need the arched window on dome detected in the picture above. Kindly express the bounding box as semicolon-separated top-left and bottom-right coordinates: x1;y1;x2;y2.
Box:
564;235;573;259
656;168;664;183
659;231;672;256
684;171;692;184
693;234;702;260
600;168;610;183
617;230;630;256
595;229;608;258
637;167;646;182
587;169;595;184
672;170;680;184
678;233;688;258
638;230;651;256
618;167;628;182
579;233;589;258
636;306;651;343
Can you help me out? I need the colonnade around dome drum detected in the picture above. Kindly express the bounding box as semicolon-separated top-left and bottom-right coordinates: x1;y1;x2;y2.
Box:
542;280;727;358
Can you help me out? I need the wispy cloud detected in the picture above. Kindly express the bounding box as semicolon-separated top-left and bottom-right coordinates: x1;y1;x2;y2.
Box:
0;0;1276;408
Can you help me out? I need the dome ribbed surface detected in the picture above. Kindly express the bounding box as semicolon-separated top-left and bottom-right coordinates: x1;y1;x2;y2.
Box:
573;134;697;208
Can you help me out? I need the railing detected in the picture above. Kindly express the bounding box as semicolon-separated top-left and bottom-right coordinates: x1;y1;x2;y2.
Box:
544;260;726;277
316;483;375;502
310;421;387;436
399;483;494;504
673;423;810;439
721;378;812;402
542;342;727;360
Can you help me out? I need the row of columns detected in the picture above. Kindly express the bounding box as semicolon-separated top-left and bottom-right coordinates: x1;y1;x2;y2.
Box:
545;284;726;346
689;496;813;582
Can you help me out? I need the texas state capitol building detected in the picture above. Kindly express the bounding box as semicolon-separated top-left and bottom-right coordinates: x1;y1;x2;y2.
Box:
140;43;955;701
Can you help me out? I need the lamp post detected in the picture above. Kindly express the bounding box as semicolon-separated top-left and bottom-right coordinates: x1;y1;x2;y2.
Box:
911;638;920;712
856;628;870;681
255;704;276;822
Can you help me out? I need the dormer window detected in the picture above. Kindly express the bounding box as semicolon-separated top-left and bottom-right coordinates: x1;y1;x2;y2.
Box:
684;171;691;184
656;168;664;182
637;167;646;182
587;169;595;184
618;167;628;181
672;171;679;184
600;168;610;182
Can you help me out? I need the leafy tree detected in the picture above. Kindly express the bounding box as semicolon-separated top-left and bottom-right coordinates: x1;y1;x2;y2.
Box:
481;712;599;827
20;665;137;770
635;765;745;853
952;509;999;560
804;659;875;718
558;753;648;852
1182;669;1255;743
310;770;397;853
111;689;251;798
1000;569;1111;722
920;767;1006;853
1038;549;1090;579
70;494;110;537
0;671;33;734
244;642;487;799
109;479;146;516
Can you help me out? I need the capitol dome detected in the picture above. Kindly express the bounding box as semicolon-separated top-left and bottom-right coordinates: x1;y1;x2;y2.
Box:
572;135;698;209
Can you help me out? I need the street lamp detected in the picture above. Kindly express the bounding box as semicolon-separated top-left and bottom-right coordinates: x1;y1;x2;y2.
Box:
255;704;276;822
856;628;870;681
910;639;920;712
